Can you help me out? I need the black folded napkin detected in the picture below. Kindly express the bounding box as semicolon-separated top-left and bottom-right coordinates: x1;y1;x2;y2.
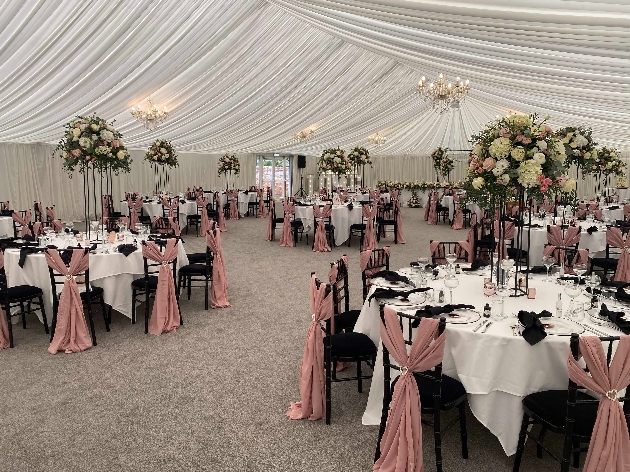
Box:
117;244;138;257
609;205;620;210
615;286;630;303
526;265;548;274
18;247;46;268
244;190;249;195
601;303;630;334
370;270;410;285
601;280;628;289
559;276;585;285
130;230;139;235
587;226;598;235
0;210;12;216
368;287;431;304
187;197;196;201
411;304;476;327
295;201;309;206
585;286;602;296
179;199;185;204
347;203;354;211
518;310;552;345
462;258;488;272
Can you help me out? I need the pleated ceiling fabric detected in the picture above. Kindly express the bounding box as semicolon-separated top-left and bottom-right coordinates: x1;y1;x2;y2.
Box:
0;0;627;156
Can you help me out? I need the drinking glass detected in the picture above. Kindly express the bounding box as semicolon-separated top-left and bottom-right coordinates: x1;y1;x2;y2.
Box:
445;253;457;273
573;263;587;286
542;255;555;282
564;282;584;321
496;284;511;319
444;274;459;304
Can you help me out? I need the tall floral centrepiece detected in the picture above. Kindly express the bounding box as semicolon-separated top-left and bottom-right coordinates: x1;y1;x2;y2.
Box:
318;148;351;188
463;114;573;209
55;115;131;175
218;153;240;189
145;139;178;194
555;126;597;172
348;146;372;189
431;147;454;181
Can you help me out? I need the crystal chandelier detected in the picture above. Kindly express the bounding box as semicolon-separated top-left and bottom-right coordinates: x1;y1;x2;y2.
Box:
130;98;169;129
294;126;316;143
368;132;387;146
417;73;470;113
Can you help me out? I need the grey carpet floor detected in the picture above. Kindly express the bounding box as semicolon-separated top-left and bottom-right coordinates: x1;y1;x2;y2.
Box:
1;210;569;471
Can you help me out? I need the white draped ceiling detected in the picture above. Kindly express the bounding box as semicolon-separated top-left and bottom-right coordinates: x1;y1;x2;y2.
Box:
0;0;628;156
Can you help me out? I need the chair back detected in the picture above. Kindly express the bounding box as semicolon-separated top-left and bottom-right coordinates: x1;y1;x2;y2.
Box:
152;217;177;236
141;239;178;282
161;197;180;221
47;248;92;313
429;240;470;265
12;210;33;238
33;202;43;222
361;247;390;300
329;255;350;316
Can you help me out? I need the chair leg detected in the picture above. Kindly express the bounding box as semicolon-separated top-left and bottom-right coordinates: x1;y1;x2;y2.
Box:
325;349;332;425
144;291;150;334
100;296;110;332
513;413;529;472
84;299;97;346
459;402;469;459
572;439;580;468
20;302;26;329
4;302;13;348
434;407;443;472
39;296;49;334
357;361;362;393
187;275;192;300
536;426;547;458
204;277;209;310
131;288;137;324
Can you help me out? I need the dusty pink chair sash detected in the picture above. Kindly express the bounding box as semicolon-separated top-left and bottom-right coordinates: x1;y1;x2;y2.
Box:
287;274;334;420
313;204;332;252
494;220;515;258
430;240;446;265
451;194;463;230
423;191;432;221
45;206;55;221
196;196;210;236
32;222;44;236
142;240;180;335
369;189;381;202
362;204;378;251
280;199;295;247
161;198;179;218
256;189;266;218
390;189;399;200
0;252;9;350
34;202;43;219
428;193;438;225
101;195;110;222
214;192;227;232
567;336;630;471
393;198;406;244
542;198;555;213
45;249;93;354
12;210;32;237
607;227;630;283
152;217;180;237
51;219;63;232
227;190;239;220
623;205;630;221
1;201;8;210
206;229;230;308
374;307;445;471
127;198;143;231
577;203;588;219
543;225;587;272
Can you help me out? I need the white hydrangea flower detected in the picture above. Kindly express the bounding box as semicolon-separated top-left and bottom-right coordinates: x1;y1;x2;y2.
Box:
511;146;526;161
79;137;91;148
536;140;547;150
533;153;546;165
472;177;485;189
517;160;542;188
488;137;512;159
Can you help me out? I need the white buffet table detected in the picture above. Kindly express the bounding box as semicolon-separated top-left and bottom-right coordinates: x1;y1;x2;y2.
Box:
355;267;619;456
4;238;189;319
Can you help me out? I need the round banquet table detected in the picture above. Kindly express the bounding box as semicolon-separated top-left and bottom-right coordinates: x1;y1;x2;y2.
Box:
293;203;364;246
0;216;13;237
605;187;630;201
120;197;198;223
218;191;259;217
440;195;481;221
4;237;188;320
354;268;621;456
522;219;608;265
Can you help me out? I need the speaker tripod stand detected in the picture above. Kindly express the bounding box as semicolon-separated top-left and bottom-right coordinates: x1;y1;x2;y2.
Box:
294;168;307;198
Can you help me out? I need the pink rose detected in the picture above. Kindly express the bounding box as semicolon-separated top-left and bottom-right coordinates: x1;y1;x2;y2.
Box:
477;168;483;173
515;134;524;142
111;140;119;147
499;128;510;138
521;137;532;144
482;157;496;171
71;149;81;157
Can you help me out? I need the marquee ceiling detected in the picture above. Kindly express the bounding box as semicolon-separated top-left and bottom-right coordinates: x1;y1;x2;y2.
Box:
0;0;627;155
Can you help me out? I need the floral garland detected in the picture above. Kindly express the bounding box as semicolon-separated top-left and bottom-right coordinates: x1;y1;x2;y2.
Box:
145;140;178;168
54;115;131;175
585;147;625;178
376;180;463;191
218;153;240;176
555;126;597;172
318;147;351;176
407;191;422;208
431;147;454;180
347;146;372;167
463;114;572;209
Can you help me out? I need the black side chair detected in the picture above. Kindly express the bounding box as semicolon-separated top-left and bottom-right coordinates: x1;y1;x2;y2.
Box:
177;238;213;310
361;247;390;301
376;199;399;244
329;255;360;333
161;199;180;225
513;333;630;472
185;204;203;236
12;210;31;239
0;251;49;348
151;217;176;236
314;275;377;425
348;202;371;248
33;202;43;222
247;191;260;217
590;225;629;279
430;240;470;266
131;239;181;334
375;306;468;471
47;248;109;346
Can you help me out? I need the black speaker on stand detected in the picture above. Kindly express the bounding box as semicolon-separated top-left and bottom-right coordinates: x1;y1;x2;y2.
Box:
294;155;307;198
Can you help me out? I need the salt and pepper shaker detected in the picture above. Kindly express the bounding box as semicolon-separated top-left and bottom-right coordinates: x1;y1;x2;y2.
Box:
483;303;491;318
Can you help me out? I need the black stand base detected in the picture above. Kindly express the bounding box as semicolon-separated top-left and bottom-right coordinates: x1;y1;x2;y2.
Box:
294;170;307;199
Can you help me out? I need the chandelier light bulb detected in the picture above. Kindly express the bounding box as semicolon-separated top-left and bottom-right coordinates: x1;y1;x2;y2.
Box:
130;97;169;130
416;72;471;113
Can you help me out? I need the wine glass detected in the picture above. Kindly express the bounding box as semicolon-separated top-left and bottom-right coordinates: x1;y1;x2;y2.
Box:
564;282;584;321
495;283;511;320
573;263;587;286
445;253;457;273
542;255;555;282
501;258;515;285
444;274;459;304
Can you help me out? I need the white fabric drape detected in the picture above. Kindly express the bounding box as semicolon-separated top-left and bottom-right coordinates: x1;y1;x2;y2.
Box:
0;0;627;157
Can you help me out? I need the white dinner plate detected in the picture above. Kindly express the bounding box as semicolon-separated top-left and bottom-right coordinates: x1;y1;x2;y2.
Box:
520;318;585;336
372;278;409;289
381;297;414;306
436;309;481;324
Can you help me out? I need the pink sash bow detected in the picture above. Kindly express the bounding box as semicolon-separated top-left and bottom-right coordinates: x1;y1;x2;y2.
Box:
373;307;445;471
256;189;266;218
127;198;143;231
45;249;93;354
280;199;295;247
393;198;406;244
567;336;630;471
214;192;227;232
607;227;630;283
206;229;230;308
362;204;378;251
196;196;210;236
313;204;332;252
142;240;180;335
543;225;587;272
286;275;334;420
161;197;179;218
451;194;464;230
227;190;239;220
427;192;438;225
12;210;32;237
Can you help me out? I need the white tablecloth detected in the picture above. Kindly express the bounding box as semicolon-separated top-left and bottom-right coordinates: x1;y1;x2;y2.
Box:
4;238;189;319
605;187;630;201
294;204;364;246
0;216;12;237
354;270;619;456
120;199;198;223
522;220;608;264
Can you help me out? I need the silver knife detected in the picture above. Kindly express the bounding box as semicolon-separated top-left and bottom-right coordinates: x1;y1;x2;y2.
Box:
481;321;493;333
473;320;488;332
